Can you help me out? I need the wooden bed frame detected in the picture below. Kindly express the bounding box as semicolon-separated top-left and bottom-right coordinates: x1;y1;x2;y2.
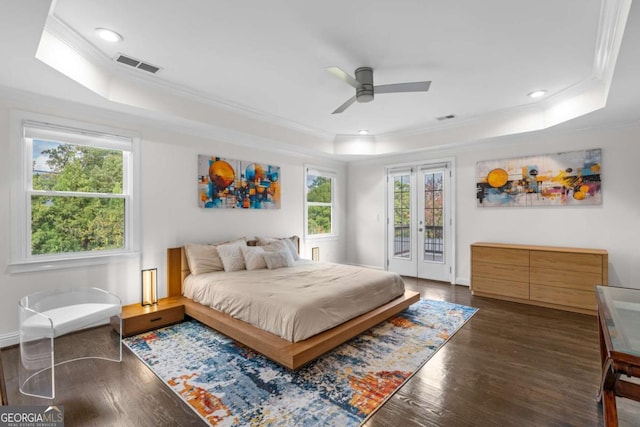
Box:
167;246;420;369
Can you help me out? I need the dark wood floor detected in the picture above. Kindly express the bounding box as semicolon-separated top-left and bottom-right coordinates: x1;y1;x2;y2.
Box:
2;279;640;426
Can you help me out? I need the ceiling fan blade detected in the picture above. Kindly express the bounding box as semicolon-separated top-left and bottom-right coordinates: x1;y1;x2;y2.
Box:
332;95;357;114
326;67;361;89
374;81;431;94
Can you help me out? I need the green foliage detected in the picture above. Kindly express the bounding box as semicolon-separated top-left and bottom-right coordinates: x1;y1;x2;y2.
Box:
31;143;125;255
307;206;332;235
394;179;410;226
33;144;123;193
307;176;333;235
307;176;332;203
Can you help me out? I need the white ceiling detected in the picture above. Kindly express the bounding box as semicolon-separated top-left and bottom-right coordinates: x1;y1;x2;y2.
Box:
1;0;639;157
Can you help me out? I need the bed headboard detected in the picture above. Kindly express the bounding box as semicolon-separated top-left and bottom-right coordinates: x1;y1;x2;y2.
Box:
166;237;300;298
167;246;189;297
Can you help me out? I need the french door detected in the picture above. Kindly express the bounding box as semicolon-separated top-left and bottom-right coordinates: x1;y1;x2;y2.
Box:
386;160;454;282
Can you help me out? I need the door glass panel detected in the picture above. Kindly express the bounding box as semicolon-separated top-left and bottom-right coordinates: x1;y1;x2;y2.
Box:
393;175;411;258
423;171;444;263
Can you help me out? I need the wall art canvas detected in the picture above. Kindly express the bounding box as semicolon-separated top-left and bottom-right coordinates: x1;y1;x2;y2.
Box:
476;149;601;207
198;155;280;209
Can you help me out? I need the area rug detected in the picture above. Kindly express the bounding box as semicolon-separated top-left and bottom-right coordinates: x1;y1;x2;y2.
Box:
124;299;477;426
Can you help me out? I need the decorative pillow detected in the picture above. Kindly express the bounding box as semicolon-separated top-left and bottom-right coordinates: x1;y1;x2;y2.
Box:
255;236;279;246
241;246;267;270
263;250;295;270
217;237;247;249
217;243;247;272
257;236;300;260
184;243;221;275
262;239;289;253
283;238;301;261
184;238;246;275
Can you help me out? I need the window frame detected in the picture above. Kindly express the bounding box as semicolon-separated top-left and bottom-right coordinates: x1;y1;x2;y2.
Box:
304;165;337;239
10;111;141;272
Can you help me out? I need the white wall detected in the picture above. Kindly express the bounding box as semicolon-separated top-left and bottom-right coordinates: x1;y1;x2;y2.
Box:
347;122;640;289
3;87;637;346
0;91;346;345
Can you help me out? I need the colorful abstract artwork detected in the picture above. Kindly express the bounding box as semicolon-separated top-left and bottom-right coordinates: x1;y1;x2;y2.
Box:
124;299;477;427
476;149;602;207
198;155;280;209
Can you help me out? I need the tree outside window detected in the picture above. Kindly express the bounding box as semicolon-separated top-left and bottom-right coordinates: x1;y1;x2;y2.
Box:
306;169;336;237
31;140;126;255
11;116;138;267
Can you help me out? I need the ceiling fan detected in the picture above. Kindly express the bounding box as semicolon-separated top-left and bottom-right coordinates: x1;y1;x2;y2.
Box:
327;66;431;114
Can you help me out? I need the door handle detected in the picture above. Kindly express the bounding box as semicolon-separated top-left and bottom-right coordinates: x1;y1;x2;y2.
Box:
418;228;423;232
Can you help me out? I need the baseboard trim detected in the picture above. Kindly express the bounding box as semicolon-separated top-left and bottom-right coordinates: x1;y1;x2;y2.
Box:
455;278;470;286
0;332;19;349
347;263;384;271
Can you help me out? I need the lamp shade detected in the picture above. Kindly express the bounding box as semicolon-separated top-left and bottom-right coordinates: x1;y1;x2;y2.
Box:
141;268;158;306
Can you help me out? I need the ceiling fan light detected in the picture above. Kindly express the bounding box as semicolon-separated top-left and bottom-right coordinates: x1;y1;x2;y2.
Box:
528;90;547;99
95;28;123;43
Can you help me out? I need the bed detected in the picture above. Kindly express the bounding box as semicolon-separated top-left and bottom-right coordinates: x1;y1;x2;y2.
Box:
166;240;420;369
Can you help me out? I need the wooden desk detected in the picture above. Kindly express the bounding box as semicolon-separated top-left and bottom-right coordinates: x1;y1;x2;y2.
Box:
596;286;640;426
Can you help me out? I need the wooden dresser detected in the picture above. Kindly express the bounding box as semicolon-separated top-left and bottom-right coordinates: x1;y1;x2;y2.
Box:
471;243;608;315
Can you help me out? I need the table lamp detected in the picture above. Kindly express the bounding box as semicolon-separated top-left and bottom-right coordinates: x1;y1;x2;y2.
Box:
141;268;158;306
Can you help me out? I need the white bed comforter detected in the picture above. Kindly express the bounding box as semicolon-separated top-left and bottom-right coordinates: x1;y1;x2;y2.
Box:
183;260;405;342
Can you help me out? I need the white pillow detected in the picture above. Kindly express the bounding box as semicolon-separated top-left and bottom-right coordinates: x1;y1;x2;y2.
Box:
241;246;267;270
217;243;246;272
184;237;247;275
262;239;289;254
256;236;300;260
184;243;221;275
255;236;279;246
282;238;301;261
263;250;295;270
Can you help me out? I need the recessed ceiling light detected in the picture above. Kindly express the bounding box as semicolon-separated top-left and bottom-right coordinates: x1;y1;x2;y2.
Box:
95;28;123;43
358;129;369;135
528;90;547;99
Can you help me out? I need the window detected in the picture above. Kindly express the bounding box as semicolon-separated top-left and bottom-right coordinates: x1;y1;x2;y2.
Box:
393;174;411;258
305;166;336;238
11;112;140;270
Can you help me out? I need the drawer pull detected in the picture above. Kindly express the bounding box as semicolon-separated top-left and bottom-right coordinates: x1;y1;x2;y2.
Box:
150;317;163;322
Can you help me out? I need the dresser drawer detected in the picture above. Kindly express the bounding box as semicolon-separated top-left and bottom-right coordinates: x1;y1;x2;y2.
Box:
530;284;597;310
471;243;606;315
472;246;529;266
472;261;529;283
122;305;185;336
530;251;603;275
472;276;529;299
530;267;602;291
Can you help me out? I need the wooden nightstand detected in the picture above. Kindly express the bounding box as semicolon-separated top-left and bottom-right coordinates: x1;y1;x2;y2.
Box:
116;296;186;337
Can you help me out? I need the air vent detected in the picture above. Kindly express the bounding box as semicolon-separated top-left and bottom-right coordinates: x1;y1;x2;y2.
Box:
436;114;456;121
115;53;161;74
137;62;160;74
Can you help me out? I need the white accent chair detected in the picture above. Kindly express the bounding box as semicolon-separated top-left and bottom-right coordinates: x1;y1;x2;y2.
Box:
19;287;122;399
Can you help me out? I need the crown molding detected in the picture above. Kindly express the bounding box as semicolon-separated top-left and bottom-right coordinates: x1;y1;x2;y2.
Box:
593;0;632;79
0;84;344;164
45;14;110;65
46;12;334;141
363;0;631;142
34;0;634;159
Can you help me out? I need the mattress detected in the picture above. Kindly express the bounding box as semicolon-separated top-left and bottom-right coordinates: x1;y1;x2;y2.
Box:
183;260;406;342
